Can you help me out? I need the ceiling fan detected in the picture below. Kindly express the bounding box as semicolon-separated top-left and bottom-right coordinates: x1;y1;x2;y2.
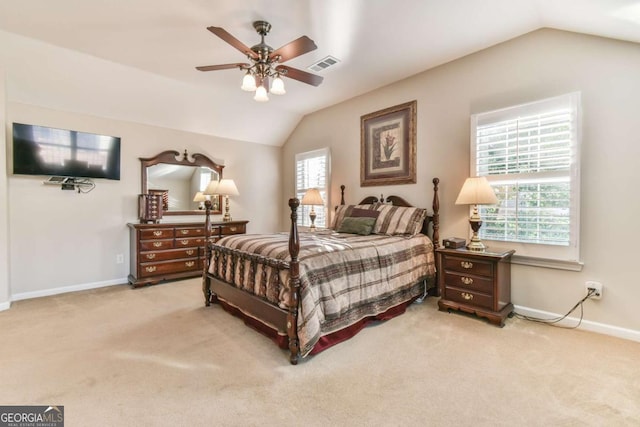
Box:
196;20;324;102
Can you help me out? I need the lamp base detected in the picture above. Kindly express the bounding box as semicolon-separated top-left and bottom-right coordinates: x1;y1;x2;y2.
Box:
467;218;486;252
308;210;317;232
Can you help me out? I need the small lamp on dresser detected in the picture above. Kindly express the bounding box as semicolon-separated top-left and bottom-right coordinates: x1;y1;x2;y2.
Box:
455;176;499;252
301;188;324;231
215;179;240;222
193;191;206;210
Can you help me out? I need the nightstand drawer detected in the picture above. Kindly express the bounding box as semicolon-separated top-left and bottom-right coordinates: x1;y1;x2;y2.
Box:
444;272;493;294
444;287;493;310
443;255;493;277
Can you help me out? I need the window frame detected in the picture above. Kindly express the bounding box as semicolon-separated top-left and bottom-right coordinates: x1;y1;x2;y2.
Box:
294;147;331;228
469;92;582;269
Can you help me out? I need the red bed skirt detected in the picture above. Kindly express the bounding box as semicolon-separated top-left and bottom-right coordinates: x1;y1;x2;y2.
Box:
216;296;417;357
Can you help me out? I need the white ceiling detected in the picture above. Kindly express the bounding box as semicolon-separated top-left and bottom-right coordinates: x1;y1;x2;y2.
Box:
1;0;639;146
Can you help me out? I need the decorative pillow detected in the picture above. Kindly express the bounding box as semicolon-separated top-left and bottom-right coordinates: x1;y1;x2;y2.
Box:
337;217;377;235
350;208;380;219
373;205;428;236
331;204;378;230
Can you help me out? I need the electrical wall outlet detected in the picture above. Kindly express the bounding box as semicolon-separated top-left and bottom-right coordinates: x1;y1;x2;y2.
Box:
585;281;603;300
116;254;124;264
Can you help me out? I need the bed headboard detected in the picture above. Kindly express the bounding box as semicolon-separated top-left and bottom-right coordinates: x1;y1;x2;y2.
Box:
338;177;440;247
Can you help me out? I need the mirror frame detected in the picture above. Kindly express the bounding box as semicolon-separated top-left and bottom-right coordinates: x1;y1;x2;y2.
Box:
140;149;224;216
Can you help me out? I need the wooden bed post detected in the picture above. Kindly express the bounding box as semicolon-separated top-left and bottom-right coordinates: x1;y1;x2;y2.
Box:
432;177;440;248
340;185;345;205
287;198;301;365
203;199;213;306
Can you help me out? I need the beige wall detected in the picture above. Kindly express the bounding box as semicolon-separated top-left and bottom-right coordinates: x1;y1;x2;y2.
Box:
6;103;281;297
283;29;640;335
0;67;9;308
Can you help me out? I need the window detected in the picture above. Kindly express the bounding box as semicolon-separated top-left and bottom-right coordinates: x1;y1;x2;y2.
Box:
470;92;581;264
295;148;330;228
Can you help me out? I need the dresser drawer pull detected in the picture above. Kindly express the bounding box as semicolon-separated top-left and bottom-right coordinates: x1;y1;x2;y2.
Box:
461;292;473;301
228;227;237;232
145;266;157;273
461;261;473;269
185;261;195;267
196;229;202;233
153;230;163;237
153;242;163;248
180;240;189;245
180;230;189;235
145;253;156;260
186;250;195;256
461;277;473;285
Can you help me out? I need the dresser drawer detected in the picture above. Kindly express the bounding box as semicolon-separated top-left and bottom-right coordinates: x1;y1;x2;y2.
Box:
221;223;246;235
175;227;206;237
443;255;493;277
140;228;174;240
139;239;174;251
140;247;199;262
139;259;200;277
444;287;493;310
444;272;493;294
175;236;205;248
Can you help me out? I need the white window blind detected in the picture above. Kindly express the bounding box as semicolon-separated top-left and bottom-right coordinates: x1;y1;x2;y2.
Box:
470;92;581;262
295;148;330;228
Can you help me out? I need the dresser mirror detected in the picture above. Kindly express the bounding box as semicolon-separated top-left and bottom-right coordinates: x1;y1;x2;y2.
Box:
140;150;224;216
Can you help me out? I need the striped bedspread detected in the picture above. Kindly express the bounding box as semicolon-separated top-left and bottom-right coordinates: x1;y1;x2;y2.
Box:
208;231;436;357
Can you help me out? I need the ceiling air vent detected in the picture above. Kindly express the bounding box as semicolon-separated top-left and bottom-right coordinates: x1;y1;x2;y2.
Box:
308;56;340;73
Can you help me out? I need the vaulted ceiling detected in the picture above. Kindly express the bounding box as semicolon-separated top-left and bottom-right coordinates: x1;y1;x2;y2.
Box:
1;0;639;146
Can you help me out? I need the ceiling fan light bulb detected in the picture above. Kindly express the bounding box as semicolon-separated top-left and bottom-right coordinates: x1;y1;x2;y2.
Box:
270;76;286;95
254;85;269;102
241;72;256;91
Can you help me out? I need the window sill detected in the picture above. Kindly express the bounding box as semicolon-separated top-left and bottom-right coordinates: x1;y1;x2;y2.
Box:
511;255;584;271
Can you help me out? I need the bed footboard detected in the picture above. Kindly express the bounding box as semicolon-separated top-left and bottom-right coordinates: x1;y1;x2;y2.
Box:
203;198;303;364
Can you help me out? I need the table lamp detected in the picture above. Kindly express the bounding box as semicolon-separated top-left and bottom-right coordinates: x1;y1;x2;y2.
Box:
301;188;324;231
455;176;498;252
215;179;239;222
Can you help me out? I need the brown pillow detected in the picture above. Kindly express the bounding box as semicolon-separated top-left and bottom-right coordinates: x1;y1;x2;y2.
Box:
350;208;380;219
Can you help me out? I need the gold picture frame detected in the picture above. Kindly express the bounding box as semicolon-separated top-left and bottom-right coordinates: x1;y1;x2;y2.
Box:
360;100;417;187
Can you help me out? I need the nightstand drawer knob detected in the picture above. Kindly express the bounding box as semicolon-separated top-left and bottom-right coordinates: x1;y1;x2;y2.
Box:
461;292;473;301
461;261;473;269
461;277;473;285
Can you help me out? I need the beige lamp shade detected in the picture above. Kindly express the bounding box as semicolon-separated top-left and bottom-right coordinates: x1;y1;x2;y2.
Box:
216;179;240;196
301;188;324;206
203;180;219;196
455;177;498;205
193;192;207;202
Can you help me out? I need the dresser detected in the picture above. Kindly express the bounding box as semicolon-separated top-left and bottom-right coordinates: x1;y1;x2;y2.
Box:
128;220;248;287
436;247;515;327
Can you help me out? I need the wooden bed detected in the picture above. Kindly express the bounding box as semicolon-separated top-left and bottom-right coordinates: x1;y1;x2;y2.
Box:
202;178;440;364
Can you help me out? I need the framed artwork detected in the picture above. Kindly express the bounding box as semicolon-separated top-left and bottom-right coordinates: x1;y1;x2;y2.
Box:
360;100;417;187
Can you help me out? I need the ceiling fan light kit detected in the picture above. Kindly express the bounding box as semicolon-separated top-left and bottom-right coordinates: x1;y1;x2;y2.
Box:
197;20;323;102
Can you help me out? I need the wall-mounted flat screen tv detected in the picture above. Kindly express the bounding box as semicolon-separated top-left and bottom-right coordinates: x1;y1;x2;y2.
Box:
12;122;121;180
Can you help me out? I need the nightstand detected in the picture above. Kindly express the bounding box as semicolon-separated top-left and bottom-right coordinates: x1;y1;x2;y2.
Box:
436;247;515;327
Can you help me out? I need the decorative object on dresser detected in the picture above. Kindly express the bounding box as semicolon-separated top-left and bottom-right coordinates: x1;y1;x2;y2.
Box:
436;247;514;327
214;179;239;222
140;149;223;216
455;176;499;252
138;194;164;224
203;178;441;364
128;220;248;287
300;188;324;231
443;237;466;249
360;100;417;186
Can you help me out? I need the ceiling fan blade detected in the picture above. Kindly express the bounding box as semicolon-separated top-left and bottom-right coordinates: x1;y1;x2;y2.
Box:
269;36;317;63
276;65;323;87
196;63;248;72
207;26;258;59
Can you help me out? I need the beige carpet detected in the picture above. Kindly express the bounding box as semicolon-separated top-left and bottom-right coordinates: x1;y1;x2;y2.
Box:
0;278;638;426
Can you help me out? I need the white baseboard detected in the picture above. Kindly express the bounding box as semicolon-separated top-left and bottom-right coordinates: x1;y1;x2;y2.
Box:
11;278;128;302
514;305;640;343
0;301;10;311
